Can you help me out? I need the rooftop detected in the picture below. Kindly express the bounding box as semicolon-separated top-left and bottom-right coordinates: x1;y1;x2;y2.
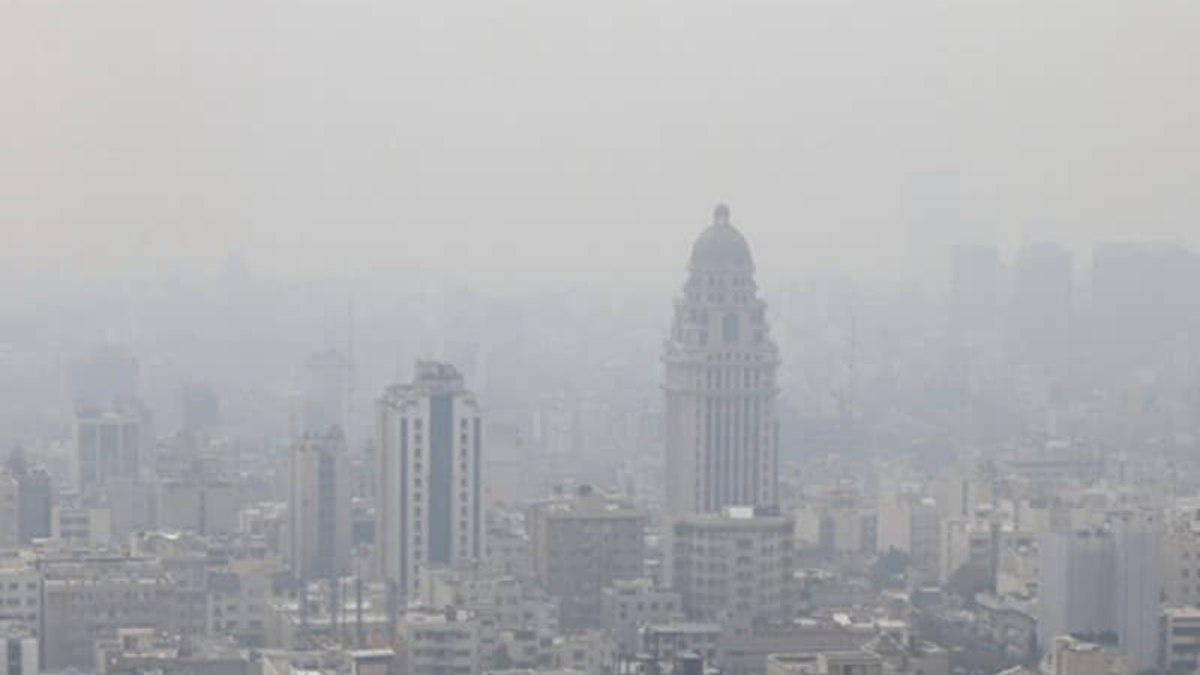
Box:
689;204;755;272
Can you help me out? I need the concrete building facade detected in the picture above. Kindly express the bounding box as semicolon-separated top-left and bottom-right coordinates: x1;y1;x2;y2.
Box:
528;489;646;632
377;362;485;600
663;205;781;516
289;428;351;581
669;506;794;632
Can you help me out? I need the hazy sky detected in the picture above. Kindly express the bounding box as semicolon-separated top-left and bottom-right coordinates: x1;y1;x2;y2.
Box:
3;0;1198;288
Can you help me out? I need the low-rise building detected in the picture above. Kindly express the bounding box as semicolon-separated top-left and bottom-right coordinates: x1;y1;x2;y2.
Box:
766;651;883;675
39;556;172;670
600;579;683;656
640;623;721;665
94;628;250;675
0;561;40;637
52;504;112;545
1162;608;1200;674
0;623;37;675
398;609;482;675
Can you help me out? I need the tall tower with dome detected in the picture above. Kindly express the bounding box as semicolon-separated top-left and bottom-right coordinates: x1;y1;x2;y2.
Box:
663;204;781;516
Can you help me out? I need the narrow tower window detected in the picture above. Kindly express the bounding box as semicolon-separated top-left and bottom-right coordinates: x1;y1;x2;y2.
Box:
722;313;740;344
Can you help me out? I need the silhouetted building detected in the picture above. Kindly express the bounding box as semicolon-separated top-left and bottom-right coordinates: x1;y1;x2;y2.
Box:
0;474;16;550
376;362;484;600
304;349;352;436
1010;242;1072;364
16;469;51;544
664;204;781;516
950;244;1005;332
75;403;149;495
1091;242;1200;362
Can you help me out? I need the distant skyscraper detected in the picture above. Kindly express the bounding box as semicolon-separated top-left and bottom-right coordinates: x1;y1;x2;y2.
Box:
288;428;351;580
75;403;148;495
376;362;484;599
663;205;781;516
1091;242;1200;362
949;244;1004;332
3;451;50;545
16;470;51;544
1011;242;1072;364
0;473;18;550
303;349;353;439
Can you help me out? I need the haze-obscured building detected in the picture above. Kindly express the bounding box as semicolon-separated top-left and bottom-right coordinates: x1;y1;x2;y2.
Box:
664;205;781;516
289;428;351;581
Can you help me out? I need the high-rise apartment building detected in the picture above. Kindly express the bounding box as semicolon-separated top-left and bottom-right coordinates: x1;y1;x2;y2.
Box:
75;403;148;495
304;349;353;437
1038;527;1117;650
1038;513;1163;672
1113;511;1163;673
376;362;484;600
289;428;351;581
664;205;781;516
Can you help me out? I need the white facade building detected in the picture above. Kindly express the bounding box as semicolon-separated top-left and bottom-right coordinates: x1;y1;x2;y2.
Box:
1038;513;1164;672
1037;528;1117;651
377;361;484;600
1112;511;1163;673
663;205;781;516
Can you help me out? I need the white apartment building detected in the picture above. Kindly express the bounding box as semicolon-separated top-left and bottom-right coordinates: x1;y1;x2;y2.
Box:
377;362;484;601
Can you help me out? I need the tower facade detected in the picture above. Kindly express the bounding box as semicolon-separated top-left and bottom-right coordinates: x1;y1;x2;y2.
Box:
288;427;351;580
75;403;148;496
664;205;780;516
376;362;484;599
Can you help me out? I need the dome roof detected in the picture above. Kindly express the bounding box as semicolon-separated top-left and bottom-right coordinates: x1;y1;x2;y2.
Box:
689;204;754;270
